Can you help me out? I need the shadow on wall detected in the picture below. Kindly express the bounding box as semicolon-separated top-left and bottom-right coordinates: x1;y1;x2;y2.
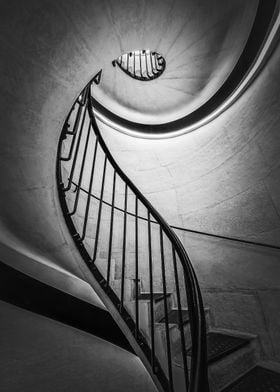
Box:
0;260;133;353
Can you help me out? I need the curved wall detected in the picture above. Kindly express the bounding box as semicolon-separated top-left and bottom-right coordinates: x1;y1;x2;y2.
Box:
93;0;257;124
100;41;280;246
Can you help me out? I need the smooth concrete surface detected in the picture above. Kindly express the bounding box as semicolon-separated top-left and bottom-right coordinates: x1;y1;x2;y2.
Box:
0;242;104;308
0;300;157;392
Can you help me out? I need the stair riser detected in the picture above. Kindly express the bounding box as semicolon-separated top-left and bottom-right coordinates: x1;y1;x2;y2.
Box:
110;278;137;302
156;309;211;356
209;339;260;392
134;297;173;341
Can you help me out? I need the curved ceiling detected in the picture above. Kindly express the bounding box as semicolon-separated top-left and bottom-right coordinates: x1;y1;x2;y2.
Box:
92;0;258;125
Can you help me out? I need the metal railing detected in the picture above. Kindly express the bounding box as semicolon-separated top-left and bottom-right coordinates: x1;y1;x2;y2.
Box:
69;181;280;251
57;75;209;392
112;49;166;81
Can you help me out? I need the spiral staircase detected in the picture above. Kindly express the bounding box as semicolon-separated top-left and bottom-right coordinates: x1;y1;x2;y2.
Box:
56;74;280;392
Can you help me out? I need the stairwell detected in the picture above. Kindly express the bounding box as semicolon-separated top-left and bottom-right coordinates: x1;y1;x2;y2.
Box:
55;78;280;392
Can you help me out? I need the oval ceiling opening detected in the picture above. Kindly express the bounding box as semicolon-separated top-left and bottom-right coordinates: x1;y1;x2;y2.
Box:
112;50;166;81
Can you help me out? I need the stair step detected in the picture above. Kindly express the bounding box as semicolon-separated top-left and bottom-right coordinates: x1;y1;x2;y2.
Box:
158;309;190;326
221;366;280;392
138;292;172;302
205;332;250;364
173;330;259;392
174;332;251;367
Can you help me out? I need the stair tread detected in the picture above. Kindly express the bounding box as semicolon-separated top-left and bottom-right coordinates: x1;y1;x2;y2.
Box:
221;366;280;392
158;309;190;325
205;332;250;363
174;332;251;366
138;292;172;302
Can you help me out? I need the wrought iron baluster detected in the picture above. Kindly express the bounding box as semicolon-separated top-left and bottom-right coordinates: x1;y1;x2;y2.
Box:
135;196;139;338
80;135;98;242
172;246;189;390
92;155;108;262
63;104;87;191
133;52;136;78
160;228;174;391
147;211;156;372
139;51;143;79
120;183;128;310
68;120;91;215
61;96;86;161
107;169;116;286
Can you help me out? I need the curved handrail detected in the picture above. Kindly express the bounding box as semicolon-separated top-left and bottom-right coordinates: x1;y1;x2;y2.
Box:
70;180;280;251
57;78;209;392
87;83;209;391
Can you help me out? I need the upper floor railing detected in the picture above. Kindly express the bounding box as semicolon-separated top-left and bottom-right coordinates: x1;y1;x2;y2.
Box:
57;74;209;392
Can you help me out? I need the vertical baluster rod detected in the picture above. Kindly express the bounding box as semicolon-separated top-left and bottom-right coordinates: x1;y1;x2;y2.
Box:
160;228;174;391
139;51;143;79
172;246;189;390
69;119;91;215
147;211;156;372
93;155;108;262
64;103;87;191
133;52;136;78
150;52;156;75
120;183;128;310
61;93;85;161
135;196;139;338
107;169;116;286
81;134;98;241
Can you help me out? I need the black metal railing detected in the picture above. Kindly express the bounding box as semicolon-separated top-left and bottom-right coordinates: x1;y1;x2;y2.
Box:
57;74;209;392
68;181;280;251
112;49;166;81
